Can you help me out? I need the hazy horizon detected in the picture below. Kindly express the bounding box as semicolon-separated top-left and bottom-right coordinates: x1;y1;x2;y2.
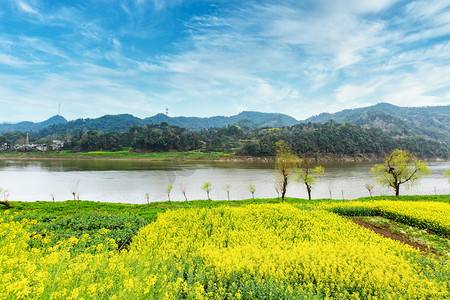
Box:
1;1;449;122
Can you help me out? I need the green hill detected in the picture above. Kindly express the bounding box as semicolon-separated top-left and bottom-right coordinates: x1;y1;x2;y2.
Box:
303;103;450;143
0;115;67;134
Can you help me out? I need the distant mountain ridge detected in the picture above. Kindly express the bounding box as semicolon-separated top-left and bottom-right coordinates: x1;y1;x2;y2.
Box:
303;102;450;143
0;115;67;134
27;111;300;137
144;111;299;129
1;103;449;144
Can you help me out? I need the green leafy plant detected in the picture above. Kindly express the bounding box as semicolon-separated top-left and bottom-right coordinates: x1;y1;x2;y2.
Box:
295;158;324;200
201;182;212;200
274;140;299;202
248;184;256;199
166;184;173;201
371;149;429;197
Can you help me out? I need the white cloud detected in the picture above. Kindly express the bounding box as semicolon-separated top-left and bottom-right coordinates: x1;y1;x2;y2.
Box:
336;84;377;104
405;0;450;22
0;53;27;66
1;0;449;122
17;0;41;17
19;36;68;60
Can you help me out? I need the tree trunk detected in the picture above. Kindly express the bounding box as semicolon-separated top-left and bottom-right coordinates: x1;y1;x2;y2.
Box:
0;201;11;209
307;188;312;200
281;176;288;203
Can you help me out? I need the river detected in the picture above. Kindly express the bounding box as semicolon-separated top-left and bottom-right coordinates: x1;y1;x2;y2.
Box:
0;159;448;203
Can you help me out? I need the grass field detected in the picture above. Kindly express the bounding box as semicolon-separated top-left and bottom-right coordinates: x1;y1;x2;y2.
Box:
1;195;449;299
0;149;235;160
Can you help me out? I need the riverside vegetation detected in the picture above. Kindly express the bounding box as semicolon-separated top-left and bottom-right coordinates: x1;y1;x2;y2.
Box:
1;195;449;299
2;120;449;159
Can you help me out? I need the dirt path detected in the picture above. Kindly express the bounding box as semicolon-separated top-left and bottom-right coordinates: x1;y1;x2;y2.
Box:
351;218;436;254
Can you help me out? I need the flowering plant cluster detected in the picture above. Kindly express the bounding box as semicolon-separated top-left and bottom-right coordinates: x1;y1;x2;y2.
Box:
1;203;448;299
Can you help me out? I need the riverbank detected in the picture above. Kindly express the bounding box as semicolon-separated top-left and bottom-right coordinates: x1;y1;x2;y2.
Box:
0;151;387;163
2;151;448;163
0;150;239;161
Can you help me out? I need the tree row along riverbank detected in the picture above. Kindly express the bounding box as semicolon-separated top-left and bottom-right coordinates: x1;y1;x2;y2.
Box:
2;121;449;161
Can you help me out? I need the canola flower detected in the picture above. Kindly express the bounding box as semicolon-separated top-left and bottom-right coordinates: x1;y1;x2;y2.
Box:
319;200;450;236
1;204;449;299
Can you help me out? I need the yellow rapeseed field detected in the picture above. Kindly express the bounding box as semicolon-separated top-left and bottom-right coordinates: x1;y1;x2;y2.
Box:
1;203;449;299
318;200;450;236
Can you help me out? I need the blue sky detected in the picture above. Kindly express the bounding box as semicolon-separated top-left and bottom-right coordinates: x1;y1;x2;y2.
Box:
0;0;449;122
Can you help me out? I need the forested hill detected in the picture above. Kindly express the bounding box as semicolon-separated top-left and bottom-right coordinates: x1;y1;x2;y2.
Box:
0;115;67;134
144;111;299;130
2;119;448;159
35;111;299;136
8;122;445;159
2;103;449;151
303;103;450;143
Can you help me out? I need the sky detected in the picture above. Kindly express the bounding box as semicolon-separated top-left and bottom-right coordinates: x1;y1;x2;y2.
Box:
0;0;449;122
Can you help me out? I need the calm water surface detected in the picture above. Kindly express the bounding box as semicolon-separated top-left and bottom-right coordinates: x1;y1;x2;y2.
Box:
0;159;448;203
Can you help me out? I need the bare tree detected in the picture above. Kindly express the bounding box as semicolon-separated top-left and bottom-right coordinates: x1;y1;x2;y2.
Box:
0;187;11;209
224;184;231;201
365;184;374;197
274;184;280;200
71;180;80;201
145;192;150;204
50;193;55;209
76;191;81;212
166;184;173;201
180;184;188;201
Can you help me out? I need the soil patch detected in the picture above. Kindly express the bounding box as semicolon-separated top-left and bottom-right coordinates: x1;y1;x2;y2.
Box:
352;218;438;255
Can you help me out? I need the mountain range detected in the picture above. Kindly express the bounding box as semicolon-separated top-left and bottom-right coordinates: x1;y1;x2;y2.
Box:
303;103;450;143
1;103;449;144
2;111;299;136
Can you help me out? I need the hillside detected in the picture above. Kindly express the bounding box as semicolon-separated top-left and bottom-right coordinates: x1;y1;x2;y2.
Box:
144;111;299;130
0;115;67;134
303;103;450;143
35;111;299;137
1;103;449;148
37;114;146;137
42;120;449;159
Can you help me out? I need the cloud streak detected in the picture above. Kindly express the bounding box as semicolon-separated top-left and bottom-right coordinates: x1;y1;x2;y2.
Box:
0;0;449;122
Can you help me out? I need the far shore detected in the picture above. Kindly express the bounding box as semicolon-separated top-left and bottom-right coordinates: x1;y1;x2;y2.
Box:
2;152;445;163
